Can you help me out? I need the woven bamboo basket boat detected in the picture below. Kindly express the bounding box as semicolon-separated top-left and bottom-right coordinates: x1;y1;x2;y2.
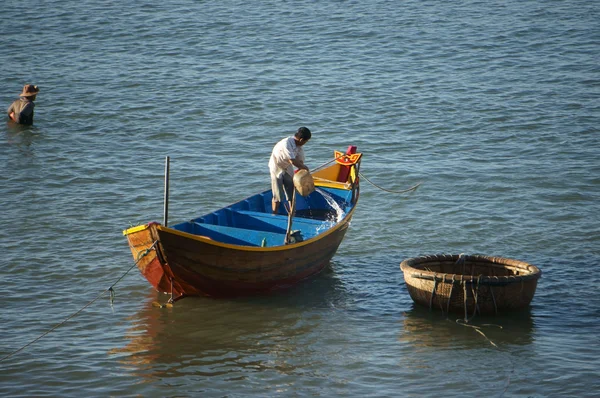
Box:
400;254;541;316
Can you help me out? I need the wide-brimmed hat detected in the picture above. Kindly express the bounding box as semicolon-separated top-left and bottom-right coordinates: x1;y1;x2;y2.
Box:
19;84;39;97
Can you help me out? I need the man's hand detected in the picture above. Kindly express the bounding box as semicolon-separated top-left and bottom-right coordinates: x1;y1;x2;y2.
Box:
290;158;309;171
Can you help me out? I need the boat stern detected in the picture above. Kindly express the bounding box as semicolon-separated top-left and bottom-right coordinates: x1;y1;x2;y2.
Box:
123;223;173;294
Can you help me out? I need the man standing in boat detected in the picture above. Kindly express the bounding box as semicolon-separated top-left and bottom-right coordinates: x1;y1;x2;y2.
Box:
269;127;311;214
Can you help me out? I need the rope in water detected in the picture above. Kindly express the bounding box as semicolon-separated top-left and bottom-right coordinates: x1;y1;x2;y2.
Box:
423;254;513;395
427;272;513;394
0;241;158;363
452;255;513;394
456;315;515;395
311;152;422;195
358;172;422;194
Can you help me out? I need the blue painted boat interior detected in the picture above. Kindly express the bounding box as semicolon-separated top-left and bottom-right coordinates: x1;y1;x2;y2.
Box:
171;187;354;247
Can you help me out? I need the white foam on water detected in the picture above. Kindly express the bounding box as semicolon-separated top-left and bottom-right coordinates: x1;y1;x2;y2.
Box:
315;187;344;224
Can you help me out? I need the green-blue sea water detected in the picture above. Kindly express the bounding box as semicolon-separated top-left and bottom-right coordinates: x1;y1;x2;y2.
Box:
1;0;599;396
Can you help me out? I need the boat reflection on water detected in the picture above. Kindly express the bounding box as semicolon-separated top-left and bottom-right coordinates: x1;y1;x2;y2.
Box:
109;264;348;381
399;304;536;349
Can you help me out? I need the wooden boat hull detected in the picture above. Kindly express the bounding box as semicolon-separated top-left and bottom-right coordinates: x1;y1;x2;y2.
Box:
126;214;352;298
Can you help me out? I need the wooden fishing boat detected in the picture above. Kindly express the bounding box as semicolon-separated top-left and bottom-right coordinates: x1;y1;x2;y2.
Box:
400;254;542;316
123;146;363;302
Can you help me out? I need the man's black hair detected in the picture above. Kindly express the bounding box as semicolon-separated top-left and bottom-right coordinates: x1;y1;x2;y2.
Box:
295;126;312;141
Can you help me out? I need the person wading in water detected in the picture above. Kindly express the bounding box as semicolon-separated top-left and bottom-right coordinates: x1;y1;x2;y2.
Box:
7;84;40;125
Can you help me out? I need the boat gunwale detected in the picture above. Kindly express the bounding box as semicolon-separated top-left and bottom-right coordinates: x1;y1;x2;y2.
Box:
152;203;357;252
123;184;359;251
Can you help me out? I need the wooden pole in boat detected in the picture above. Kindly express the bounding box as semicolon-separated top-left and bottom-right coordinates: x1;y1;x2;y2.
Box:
284;189;297;244
163;156;170;227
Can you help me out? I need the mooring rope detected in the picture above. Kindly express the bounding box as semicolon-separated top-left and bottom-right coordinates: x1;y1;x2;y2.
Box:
358;172;422;194
429;274;438;310
311;153;348;173
451;261;514;395
439;274;447;312
445;275;453;314
462;278;468;322
0;241;158;363
455;317;515;396
310;152;421;195
456;319;501;348
490;282;498;314
431;254;515;396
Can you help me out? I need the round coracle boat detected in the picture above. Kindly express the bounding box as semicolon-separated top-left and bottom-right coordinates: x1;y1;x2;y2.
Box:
400;254;541;316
